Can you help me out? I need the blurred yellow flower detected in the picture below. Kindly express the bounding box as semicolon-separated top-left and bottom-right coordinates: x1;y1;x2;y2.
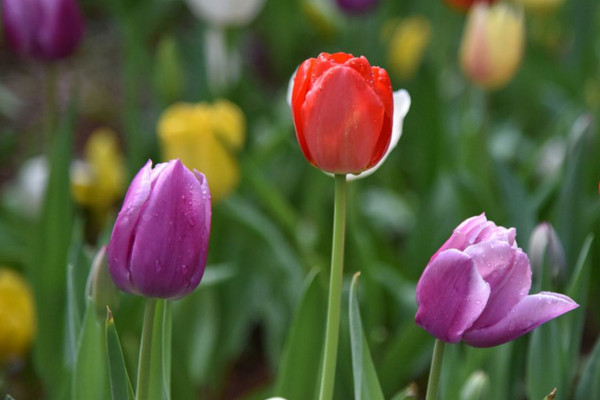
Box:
71;128;126;211
158;100;246;202
459;3;525;90
0;268;36;363
513;0;564;14
385;16;432;81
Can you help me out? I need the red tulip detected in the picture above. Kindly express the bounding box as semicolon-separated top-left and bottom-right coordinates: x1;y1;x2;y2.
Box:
290;52;394;175
446;0;497;12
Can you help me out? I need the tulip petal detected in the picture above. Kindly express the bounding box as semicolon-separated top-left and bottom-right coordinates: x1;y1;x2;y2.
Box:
463;292;579;347
301;65;385;173
107;160;154;294
415;249;490;343
465;242;531;329
348;89;411;180
129;160;209;299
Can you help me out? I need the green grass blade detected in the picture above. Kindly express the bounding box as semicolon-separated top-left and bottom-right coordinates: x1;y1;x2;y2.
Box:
273;269;325;399
575;334;600;400
106;307;135;400
349;272;384;400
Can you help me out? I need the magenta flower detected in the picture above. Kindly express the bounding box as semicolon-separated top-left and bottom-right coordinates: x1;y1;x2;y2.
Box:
107;160;211;300
415;213;578;347
2;0;84;60
335;0;380;14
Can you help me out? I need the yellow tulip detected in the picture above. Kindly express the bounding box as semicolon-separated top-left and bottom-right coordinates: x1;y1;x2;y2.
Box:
158;100;246;202
0;268;36;363
71;128;126;211
459;3;525;90
386;16;432;81
513;0;563;14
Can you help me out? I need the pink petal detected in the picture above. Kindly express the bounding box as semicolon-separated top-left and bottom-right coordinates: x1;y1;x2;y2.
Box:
462;292;579;347
415;249;491;343
466;242;531;329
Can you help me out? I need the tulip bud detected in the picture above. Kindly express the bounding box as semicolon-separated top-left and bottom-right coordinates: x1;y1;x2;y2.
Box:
528;222;565;283
290;52;395;175
0;268;36;363
335;0;380;14
71;128;126;212
385;16;432;81
459;3;525;90
445;0;497;12
1;0;84;61
86;247;120;318
107;160;211;299
183;0;266;27
415;213;578;347
460;370;490;400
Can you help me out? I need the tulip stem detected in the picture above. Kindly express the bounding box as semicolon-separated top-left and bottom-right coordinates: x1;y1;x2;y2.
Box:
425;339;446;400
136;298;157;400
318;174;348;400
44;64;57;153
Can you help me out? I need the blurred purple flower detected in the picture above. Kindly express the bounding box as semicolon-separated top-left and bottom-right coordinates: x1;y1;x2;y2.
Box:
335;0;380;14
415;213;578;347
107;160;211;300
2;0;84;60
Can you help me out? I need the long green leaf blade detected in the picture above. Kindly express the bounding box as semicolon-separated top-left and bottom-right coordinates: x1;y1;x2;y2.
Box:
106;307;135;400
349;272;384;400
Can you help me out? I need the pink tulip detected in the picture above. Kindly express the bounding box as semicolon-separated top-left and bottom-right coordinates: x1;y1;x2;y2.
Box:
107;160;211;300
2;0;84;60
415;213;578;347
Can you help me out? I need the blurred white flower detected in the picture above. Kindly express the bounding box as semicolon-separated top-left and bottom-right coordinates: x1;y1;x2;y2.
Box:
4;156;48;217
184;0;267;27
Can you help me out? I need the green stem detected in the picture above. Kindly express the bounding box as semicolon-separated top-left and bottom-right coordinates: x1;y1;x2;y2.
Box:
136;298;157;400
425;339;446;400
318;174;348;400
44;64;57;154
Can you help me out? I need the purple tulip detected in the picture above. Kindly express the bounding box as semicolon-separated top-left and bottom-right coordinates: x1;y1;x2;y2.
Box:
415;213;578;347
107;160;211;300
2;0;84;60
335;0;380;14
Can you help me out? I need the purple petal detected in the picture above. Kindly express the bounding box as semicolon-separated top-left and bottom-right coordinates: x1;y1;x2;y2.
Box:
415;249;491;343
2;0;39;56
465;242;531;329
463;292;579;347
107;160;153;294
129;160;210;299
432;213;488;258
36;0;84;60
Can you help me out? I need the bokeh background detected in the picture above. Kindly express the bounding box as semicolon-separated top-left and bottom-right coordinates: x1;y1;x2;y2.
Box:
0;0;599;399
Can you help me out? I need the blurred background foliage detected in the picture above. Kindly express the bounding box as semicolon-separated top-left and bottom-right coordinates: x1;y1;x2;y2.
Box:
0;0;599;398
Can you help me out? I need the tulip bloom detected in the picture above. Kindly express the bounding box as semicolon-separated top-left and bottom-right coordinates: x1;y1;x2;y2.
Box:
107;160;211;300
386;16;432;81
0;268;36;363
459;3;525;90
158;100;245;202
445;0;497;12
2;0;84;60
335;0;380;14
415;214;578;347
290;52;399;175
71;128;126;213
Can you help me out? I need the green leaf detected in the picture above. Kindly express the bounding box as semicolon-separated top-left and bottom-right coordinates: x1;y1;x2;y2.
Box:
575;334;600;400
526;320;565;400
273;269;325;399
106;307;135;400
32;103;76;395
72;298;107;400
349;273;384;400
